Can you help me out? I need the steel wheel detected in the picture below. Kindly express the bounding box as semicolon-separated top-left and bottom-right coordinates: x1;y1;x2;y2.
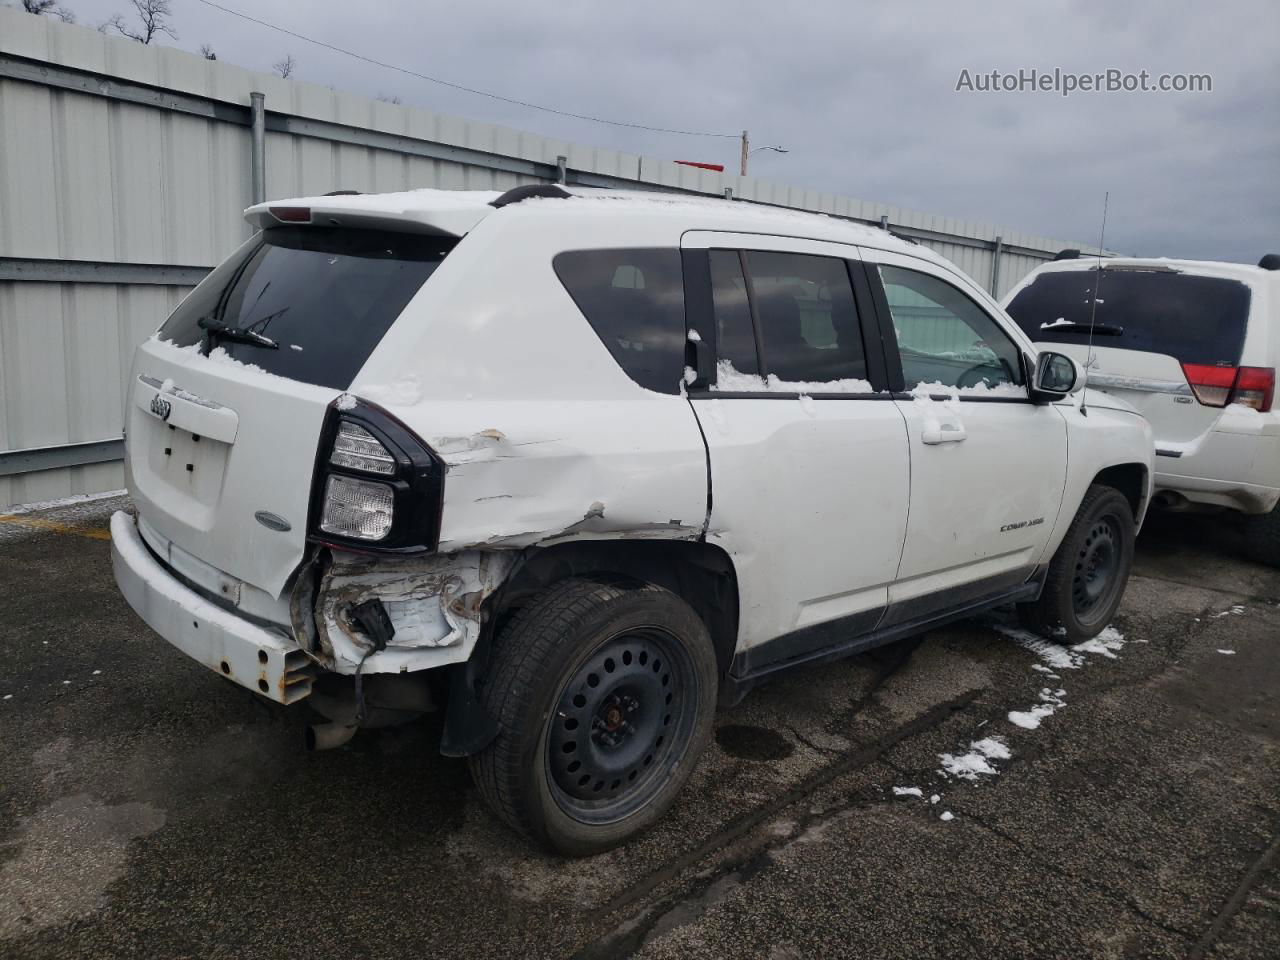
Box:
1072;516;1121;620
546;627;696;826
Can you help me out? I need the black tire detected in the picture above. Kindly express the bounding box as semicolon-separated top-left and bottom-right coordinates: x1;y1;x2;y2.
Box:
1243;503;1280;567
468;578;718;856
1017;484;1135;645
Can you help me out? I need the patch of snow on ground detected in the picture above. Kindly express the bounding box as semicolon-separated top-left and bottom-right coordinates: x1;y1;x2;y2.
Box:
930;794;940;804
939;736;1011;780
892;787;923;798
1009;688;1067;730
1217;649;1237;655
940;811;955;821
993;623;1083;670
1072;625;1125;659
1212;605;1246;618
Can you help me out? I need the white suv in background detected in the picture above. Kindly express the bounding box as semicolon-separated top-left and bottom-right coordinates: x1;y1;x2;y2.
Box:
110;185;1152;853
1004;253;1280;564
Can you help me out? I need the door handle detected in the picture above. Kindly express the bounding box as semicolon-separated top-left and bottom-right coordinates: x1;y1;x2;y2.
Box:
921;422;967;444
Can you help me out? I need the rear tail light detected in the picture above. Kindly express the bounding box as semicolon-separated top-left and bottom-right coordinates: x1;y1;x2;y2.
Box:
320;475;395;541
309;396;445;553
1181;363;1275;412
330;422;396;475
1233;366;1275;412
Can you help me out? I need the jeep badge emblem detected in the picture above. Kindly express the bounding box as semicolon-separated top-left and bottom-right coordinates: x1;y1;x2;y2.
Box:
149;393;172;421
254;511;292;532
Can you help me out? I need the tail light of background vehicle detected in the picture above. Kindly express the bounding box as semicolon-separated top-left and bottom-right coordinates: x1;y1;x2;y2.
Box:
308;397;445;553
1180;363;1275;412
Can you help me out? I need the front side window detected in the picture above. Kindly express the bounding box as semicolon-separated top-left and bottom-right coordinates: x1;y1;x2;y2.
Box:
553;248;686;394
879;265;1025;393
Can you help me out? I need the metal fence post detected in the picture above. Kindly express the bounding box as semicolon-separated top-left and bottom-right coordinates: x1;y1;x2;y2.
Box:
990;235;1004;296
250;91;266;205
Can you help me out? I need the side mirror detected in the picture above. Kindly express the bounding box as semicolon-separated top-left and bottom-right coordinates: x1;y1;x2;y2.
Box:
1029;351;1079;403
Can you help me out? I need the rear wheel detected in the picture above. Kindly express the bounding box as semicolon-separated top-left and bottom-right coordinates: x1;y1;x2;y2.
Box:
1243;503;1280;567
1017;485;1135;644
468;578;717;856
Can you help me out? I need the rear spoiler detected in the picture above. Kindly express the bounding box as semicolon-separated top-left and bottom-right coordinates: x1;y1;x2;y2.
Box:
244;188;502;237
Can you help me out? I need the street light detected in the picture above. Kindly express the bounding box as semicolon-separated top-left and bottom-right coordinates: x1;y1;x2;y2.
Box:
739;130;789;175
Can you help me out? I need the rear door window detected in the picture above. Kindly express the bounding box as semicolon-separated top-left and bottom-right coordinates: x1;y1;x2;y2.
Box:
1004;267;1252;366
159;227;454;390
708;250;871;391
553;249;686;394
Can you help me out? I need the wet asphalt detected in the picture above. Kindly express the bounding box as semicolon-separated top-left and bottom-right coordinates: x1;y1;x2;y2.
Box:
0;497;1277;959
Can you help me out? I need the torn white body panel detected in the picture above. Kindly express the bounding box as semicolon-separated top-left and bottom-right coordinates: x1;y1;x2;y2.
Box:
310;550;516;674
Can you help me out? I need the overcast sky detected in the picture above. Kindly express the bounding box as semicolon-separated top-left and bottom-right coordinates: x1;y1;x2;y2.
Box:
40;0;1280;263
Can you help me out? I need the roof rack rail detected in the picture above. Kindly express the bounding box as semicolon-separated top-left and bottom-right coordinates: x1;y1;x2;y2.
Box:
1259;254;1280;271
324;190;362;196
1054;248;1081;260
490;184;572;208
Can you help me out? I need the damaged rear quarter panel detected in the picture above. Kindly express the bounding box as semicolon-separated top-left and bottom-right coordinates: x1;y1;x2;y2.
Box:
429;398;709;549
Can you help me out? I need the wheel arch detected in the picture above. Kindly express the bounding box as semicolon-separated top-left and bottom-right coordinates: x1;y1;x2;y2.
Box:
1091;462;1150;523
489;539;741;678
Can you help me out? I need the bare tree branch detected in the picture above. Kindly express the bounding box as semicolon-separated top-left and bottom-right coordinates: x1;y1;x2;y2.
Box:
199;43;217;61
105;0;177;44
273;54;297;79
376;93;402;105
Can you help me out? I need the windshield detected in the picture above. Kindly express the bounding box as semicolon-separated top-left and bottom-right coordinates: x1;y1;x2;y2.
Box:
1005;267;1251;367
159;227;455;389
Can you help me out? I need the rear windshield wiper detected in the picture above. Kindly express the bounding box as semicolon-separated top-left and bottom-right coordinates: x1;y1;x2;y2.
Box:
1038;319;1124;336
197;316;279;349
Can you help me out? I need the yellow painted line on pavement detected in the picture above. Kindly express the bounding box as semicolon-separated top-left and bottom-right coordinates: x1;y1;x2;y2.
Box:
0;515;111;541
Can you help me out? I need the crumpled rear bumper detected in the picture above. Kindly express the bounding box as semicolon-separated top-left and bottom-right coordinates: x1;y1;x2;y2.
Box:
110;511;317;704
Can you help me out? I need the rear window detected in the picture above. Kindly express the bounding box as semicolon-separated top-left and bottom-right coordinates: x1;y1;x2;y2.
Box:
553;249;686;394
159;227;454;389
1005;267;1252;366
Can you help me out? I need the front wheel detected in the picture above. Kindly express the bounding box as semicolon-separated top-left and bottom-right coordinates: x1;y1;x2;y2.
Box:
1017;484;1135;644
468;578;718;856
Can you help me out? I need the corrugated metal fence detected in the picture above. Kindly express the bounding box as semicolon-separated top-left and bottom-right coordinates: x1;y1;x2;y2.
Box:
0;8;1098;509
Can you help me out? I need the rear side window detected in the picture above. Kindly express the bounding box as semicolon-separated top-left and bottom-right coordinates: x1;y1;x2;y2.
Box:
159;227;453;390
1005;267;1252;367
553;249;686;394
879;265;1024;391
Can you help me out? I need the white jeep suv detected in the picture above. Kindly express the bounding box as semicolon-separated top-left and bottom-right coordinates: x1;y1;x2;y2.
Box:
111;185;1153;853
1004;253;1280;564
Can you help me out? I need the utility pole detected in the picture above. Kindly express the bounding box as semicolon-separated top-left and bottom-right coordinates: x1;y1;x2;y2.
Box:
740;130;749;176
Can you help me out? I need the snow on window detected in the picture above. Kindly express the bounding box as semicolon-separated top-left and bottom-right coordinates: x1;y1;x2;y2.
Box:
911;379;1027;399
711;360;874;395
